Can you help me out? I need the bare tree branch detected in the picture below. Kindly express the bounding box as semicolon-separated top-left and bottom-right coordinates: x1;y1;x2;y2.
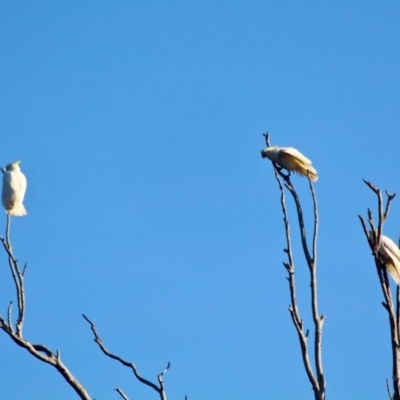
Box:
0;218;92;400
83;314;169;400
359;180;400;400
388;378;394;400
262;133;326;400
115;387;129;400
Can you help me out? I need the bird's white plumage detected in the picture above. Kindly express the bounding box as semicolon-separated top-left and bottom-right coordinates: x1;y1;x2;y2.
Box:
281;147;312;165
2;161;27;217
261;145;318;181
370;232;400;286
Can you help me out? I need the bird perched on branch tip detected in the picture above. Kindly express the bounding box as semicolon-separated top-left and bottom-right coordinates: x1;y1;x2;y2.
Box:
369;231;400;286
2;160;27;217
261;146;318;181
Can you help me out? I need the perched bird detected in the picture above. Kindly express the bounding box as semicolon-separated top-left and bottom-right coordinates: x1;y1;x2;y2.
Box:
2;161;27;216
261;146;318;181
369;231;400;286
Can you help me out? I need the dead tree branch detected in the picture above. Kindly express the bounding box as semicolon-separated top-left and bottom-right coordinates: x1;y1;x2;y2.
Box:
359;180;400;400
262;133;325;400
115;387;129;400
83;314;169;400
0;217;92;400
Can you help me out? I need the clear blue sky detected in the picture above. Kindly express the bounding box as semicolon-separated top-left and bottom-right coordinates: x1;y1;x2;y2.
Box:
1;1;399;399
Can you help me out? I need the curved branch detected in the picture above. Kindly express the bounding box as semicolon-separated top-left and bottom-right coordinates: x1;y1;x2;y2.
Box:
83;314;169;400
1;221;26;336
0;218;92;400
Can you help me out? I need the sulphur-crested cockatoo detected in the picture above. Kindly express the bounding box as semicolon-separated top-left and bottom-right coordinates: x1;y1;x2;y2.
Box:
369;232;400;286
261;146;318;181
2;161;27;216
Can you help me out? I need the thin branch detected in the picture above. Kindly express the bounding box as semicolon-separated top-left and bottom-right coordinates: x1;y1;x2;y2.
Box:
0;233;26;336
83;314;169;400
115;388;129;400
309;175;318;263
307;174;325;393
388;378;394;400
384;190;396;219
7;302;13;331
283;178;312;264
6;214;11;248
157;362;170;397
360;180;400;400
22;262;28;277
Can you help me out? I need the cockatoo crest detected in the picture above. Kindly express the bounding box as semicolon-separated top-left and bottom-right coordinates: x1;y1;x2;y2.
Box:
6;160;22;171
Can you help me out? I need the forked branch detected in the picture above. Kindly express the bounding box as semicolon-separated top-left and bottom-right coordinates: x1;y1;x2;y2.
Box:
83;314;169;400
262;133;325;400
0;216;92;400
359;180;400;400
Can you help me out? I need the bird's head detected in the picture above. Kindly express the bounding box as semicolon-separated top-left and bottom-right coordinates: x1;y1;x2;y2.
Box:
261;146;278;159
6;161;21;171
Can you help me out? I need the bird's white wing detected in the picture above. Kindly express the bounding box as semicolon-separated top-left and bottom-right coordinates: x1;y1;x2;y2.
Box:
2;170;26;206
13;171;27;203
280;147;312;164
2;172;15;207
381;235;400;263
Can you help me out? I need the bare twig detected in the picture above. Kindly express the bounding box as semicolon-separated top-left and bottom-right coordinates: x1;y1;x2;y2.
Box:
359;180;400;400
388;378;394;400
5;214;11;248
83;314;169;400
307;174;325;394
262;133;325;400
115;388;129;400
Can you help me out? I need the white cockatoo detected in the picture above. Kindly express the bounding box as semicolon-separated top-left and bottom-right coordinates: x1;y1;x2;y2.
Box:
2;161;27;216
369;231;400;286
261;146;318;181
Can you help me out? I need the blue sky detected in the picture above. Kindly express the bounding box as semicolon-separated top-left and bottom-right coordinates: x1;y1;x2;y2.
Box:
0;1;400;399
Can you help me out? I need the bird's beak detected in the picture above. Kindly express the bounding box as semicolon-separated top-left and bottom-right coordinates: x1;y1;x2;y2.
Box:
260;148;268;158
15;160;21;165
